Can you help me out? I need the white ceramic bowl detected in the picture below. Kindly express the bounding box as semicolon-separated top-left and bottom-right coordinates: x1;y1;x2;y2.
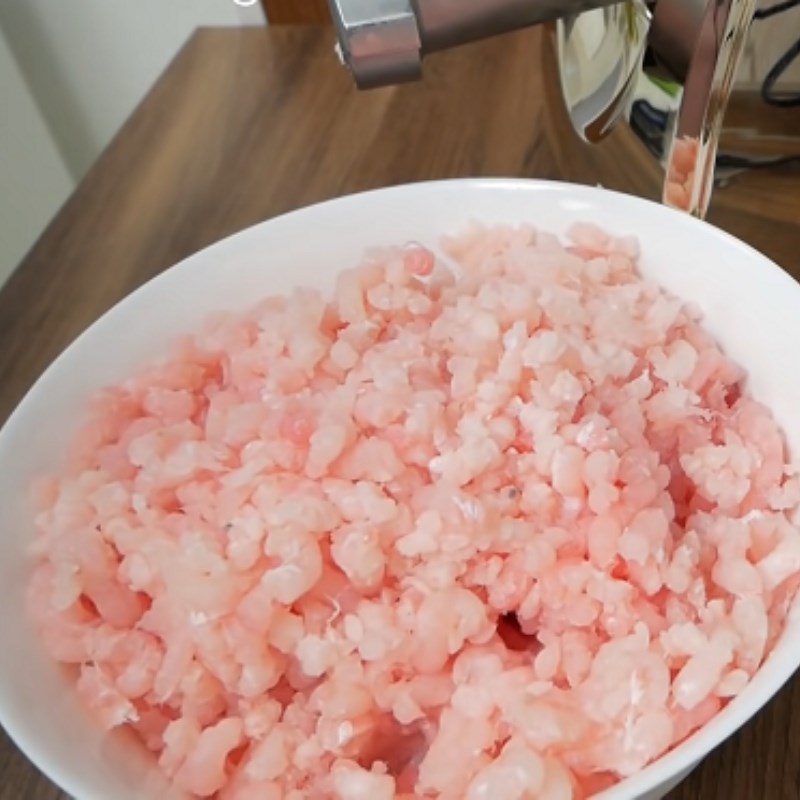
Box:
2;179;800;800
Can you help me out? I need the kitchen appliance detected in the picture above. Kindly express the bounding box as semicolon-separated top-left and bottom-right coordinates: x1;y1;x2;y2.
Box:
328;0;757;217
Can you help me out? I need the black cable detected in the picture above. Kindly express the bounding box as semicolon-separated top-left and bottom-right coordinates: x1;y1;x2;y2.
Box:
753;0;799;19
716;153;800;170
761;37;800;107
751;0;800;107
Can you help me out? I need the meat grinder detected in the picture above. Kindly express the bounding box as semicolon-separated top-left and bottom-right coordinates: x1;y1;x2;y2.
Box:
328;0;757;217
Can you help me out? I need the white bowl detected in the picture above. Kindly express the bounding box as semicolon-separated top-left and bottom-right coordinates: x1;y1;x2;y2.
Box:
2;179;800;800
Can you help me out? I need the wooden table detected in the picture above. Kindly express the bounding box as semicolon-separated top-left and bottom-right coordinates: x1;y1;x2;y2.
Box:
1;26;799;800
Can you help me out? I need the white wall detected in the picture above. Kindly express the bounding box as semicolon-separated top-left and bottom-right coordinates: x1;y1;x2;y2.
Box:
0;0;264;182
0;26;73;286
0;0;264;285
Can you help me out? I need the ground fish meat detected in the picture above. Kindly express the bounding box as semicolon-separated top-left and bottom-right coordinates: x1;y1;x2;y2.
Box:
28;223;800;798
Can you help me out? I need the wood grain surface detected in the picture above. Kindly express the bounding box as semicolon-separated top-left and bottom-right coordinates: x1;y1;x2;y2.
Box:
1;25;799;800
262;0;330;23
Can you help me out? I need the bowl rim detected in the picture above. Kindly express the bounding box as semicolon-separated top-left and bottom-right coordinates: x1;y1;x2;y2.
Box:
2;177;800;800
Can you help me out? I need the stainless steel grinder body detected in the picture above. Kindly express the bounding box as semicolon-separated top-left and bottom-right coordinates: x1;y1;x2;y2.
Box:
329;0;757;216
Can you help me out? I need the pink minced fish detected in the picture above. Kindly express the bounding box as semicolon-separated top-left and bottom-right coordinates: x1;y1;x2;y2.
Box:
28;224;800;798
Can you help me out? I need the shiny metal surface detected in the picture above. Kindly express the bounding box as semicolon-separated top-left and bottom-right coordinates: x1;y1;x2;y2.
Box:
412;0;620;50
329;0;422;87
556;2;651;142
329;0;618;86
660;0;756;216
329;0;759;217
557;0;756;216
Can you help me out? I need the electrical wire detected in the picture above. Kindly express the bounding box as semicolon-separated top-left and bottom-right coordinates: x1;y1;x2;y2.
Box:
753;0;799;19
716;153;800;170
753;0;800;107
761;37;800;107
